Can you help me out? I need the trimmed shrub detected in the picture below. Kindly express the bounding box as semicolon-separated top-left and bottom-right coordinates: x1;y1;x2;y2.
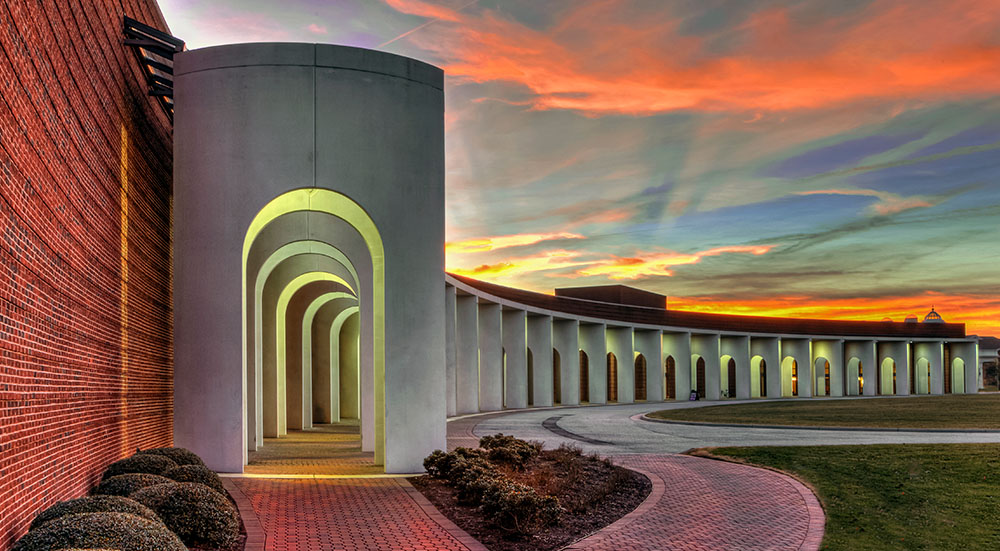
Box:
130;482;239;548
102;454;178;480
137;446;206;467
423;447;486;479
481;479;561;534
92;474;174;497
478;433;540;469
30;496;161;531
11;512;186;551
163;464;226;495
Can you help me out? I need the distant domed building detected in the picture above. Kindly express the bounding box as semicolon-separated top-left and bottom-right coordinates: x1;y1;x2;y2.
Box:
924;308;945;323
904;314;919;323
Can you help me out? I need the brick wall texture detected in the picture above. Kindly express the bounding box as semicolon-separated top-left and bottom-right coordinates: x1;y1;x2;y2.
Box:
0;1;174;547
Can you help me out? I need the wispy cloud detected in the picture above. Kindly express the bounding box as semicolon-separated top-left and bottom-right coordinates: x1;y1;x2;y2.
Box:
446;231;584;254
796;188;934;216
576;245;776;280
307;23;328;34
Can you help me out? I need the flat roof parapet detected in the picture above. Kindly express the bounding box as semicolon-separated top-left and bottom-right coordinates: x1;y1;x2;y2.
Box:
555;284;667;310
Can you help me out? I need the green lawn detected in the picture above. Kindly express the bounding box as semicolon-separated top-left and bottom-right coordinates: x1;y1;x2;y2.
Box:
649;395;1000;429
710;444;1000;550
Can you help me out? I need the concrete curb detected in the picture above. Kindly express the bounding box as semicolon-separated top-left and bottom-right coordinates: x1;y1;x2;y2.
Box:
639;414;1000;433
222;477;266;551
560;463;664;550
399;478;489;551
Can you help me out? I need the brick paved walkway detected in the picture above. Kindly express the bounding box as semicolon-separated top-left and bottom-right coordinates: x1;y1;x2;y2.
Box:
246;422;382;476
229;476;484;550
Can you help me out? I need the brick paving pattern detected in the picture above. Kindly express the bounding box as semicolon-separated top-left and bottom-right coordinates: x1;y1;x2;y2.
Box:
246;423;382;476
232;477;479;551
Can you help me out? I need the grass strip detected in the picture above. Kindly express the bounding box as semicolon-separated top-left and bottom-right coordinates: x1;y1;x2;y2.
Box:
710;444;1000;550
649;395;1000;429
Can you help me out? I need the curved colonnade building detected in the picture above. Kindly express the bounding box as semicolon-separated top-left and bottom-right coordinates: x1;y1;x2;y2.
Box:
169;42;981;475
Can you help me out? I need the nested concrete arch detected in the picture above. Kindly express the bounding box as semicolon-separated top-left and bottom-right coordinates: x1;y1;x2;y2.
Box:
335;310;362;420
255;251;359;445
846;357;863;395
780;357;798;397
663;332;691;401
813;357;831;397
812;340;843;397
634;330;661;402
751;337;780;399
845;340;877;396
949;341;978;393
913;341;943;395
552;319;580;406
300;291;358;428
606;326;633;403
310;298;359;424
877;341;909;396
720;336;749;399
780;339;810;398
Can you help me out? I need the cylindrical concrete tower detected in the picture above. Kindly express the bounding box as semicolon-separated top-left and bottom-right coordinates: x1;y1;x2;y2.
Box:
172;43;445;473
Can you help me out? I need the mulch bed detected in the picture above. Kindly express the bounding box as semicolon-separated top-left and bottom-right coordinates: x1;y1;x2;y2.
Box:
411;446;651;551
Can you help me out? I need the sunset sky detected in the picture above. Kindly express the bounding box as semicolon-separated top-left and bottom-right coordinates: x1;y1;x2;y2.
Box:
159;0;1000;335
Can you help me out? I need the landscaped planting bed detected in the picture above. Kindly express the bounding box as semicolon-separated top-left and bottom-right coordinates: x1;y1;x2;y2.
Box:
411;434;650;551
14;447;245;551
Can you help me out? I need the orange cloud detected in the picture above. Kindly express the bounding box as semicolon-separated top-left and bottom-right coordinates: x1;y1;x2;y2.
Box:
577;245;775;280
448;249;589;278
670;293;1000;336
797;189;934;215
446;231;584;254
387;0;1000;115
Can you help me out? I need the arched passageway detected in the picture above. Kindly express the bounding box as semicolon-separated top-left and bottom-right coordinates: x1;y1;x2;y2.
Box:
635;354;647;401
607;352;619;403
814;358;830;396
579;350;590;403
724;356;737;399
553;349;561;405
750;356;766;398
952;358;966;394
691;355;707;399
846;358;862;395
879;358;896;395
664;356;676;399
781;358;798;397
915;358;931;395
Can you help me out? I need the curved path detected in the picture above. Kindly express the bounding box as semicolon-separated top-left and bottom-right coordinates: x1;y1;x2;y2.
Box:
453;399;1000;551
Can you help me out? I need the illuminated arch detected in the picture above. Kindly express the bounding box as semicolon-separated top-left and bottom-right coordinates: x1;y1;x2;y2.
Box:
814;357;831;396
781;357;798;397
301;292;358;427
634;353;647;401
721;355;736;399
952;357;966;394
242;188;386;466
880;358;896;395
846;357;863;395
691;354;706;399
915;358;931;395
750;355;766;398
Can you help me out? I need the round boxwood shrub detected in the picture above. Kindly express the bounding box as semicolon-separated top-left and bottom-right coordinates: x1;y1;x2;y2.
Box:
30;496;161;531
163;464;226;495
130;482;239;548
102;454;178;480
92;474;174;497
11;512;186;551
137;446;206;467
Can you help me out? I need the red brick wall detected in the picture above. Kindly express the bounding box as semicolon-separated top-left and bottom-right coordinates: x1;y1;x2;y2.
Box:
0;0;173;547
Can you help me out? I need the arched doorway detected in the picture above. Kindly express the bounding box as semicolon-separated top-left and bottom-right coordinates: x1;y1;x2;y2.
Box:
846;358;862;395
527;348;534;406
579;350;589;403
607;352;618;403
553;348;561;405
952;358;966;393
781;357;798;397
915;358;931;395
664;356;676;399
879;358;896;395
634;354;647;401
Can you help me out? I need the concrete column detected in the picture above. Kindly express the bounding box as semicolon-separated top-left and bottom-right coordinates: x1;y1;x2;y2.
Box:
780;338;811;398
691;334;721;401
811;340;844;397
913;341;944;395
455;295;480;414
502;309;528;409
478;302;503;412
579;323;607;404
526;315;554;407
552;319;580;405
635;330;662;401
606;326;634;403
444;285;457;417
662;332;691;400
750;337;780;399
720;335;751;399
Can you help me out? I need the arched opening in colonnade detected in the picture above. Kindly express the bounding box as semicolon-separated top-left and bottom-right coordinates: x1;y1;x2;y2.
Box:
634;354;647;401
664;356;676;399
847;358;862;395
781;357;798;397
952;358;966;393
691;355;706;399
579;350;589;403
878;358;896;395
721;355;736;398
242;188;385;471
915;358;931;395
553;349;561;405
814;358;830;396
607;352;618;403
750;355;766;398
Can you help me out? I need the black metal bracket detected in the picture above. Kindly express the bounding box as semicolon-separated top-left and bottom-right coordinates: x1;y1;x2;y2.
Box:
123;16;185;121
